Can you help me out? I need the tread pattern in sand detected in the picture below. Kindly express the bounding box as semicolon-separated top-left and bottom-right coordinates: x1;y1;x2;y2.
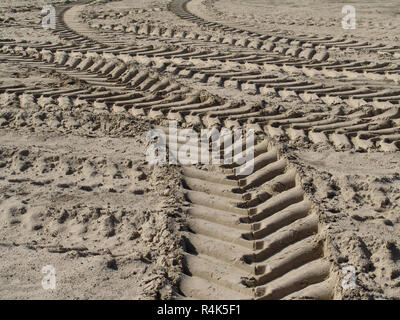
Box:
154;128;335;299
2;39;399;152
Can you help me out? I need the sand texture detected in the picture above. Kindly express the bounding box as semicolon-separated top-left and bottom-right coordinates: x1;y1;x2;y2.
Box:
0;0;400;300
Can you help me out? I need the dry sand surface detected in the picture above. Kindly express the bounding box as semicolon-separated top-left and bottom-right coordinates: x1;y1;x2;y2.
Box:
0;67;185;299
0;0;400;300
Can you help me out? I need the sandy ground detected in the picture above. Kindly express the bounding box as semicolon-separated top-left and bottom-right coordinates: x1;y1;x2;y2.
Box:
1;0;400;300
189;0;400;61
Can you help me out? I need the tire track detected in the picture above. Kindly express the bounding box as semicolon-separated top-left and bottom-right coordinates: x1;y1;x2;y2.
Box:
0;71;336;300
1;39;400;152
153;129;335;299
0;2;358;300
87;11;400;84
62;5;400;152
54;4;400;114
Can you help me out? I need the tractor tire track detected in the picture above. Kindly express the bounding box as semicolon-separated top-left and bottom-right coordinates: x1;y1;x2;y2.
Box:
156;129;335;299
56;3;400;152
87;10;400;84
